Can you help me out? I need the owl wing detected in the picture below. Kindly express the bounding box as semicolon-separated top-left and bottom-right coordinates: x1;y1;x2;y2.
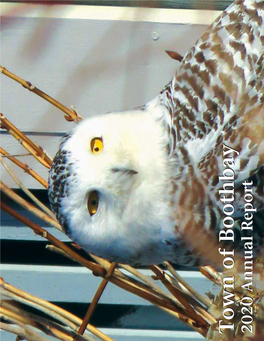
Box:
159;0;264;206
155;0;264;262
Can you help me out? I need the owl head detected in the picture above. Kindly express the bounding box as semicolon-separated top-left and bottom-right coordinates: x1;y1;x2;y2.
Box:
48;106;175;265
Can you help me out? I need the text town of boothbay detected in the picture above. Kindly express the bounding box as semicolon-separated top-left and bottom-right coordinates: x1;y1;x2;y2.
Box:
218;144;256;334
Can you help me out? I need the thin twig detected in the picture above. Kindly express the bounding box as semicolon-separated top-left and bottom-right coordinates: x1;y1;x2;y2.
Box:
117;272;193;315
0;113;52;168
89;254;125;278
119;263;175;301
1;287;77;331
0;182;62;231
152;270;207;312
0;278;113;341
195;305;217;324
2;301;97;341
88;253;113;268
2;153;31;158
0;306;35;327
0;65;82;123
0;147;48;188
0;309;51;341
46;245;74;261
0;155;56;219
164;262;212;308
149;265;208;331
0;322;50;341
199;266;222;286
78;262;117;335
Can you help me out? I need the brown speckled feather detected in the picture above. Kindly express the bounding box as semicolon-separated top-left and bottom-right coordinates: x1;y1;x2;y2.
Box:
158;0;264;264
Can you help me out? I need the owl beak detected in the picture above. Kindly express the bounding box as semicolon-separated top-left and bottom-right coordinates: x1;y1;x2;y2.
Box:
111;168;138;176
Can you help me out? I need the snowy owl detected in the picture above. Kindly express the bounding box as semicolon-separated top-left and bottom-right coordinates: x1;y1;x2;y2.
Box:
48;0;264;267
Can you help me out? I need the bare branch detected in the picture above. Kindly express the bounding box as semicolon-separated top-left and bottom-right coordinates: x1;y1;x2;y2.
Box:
0;113;52;168
164;262;212;309
2;301;97;341
0;155;55;219
0;147;48;188
199;266;222;286
0;65;82;123
0;278;112;341
0;182;62;231
119;263;174;300
149;265;208;334
0;322;50;341
78;262;117;335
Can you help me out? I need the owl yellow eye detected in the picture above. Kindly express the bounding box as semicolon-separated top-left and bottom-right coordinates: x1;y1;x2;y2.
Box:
88;191;99;216
90;137;103;154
